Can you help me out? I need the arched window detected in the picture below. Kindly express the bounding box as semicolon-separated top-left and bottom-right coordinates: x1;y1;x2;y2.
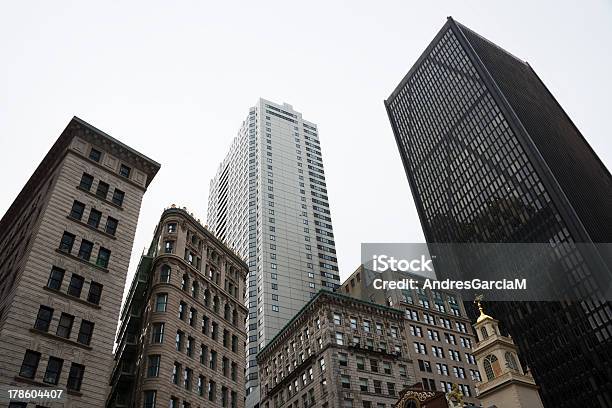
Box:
505;352;519;371
223;303;232;321
192;281;199;298
181;274;189;291
204;288;210;307
484;355;498;380
481;326;488;340
213;296;219;313
160;265;171;283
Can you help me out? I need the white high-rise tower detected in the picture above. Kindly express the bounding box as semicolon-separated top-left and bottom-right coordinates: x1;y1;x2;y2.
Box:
208;98;340;408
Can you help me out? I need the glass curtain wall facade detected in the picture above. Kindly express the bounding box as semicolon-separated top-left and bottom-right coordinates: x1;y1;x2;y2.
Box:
385;18;612;408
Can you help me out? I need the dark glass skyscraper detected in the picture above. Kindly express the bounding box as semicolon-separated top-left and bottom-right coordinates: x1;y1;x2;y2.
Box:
385;18;612;408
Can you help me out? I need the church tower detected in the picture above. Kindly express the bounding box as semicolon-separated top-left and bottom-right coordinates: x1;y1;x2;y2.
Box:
471;298;545;408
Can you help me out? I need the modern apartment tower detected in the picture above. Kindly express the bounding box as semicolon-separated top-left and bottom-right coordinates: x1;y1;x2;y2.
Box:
385;18;612;408
106;206;248;408
0;117;159;407
208;99;339;408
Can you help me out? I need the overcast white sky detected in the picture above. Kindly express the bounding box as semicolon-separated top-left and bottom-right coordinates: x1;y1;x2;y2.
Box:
1;1;611;298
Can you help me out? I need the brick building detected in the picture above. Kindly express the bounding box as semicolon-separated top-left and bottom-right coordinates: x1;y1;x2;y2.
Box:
106;206;248;408
0;117;159;407
257;290;415;408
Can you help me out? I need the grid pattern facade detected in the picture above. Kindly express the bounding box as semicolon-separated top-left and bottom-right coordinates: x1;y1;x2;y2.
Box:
0;117;159;407
107;208;248;408
257;291;415;408
385;18;612;408
208;99;339;408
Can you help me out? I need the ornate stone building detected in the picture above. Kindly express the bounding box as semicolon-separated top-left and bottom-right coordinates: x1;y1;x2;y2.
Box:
0;117;159;407
257;290;415;408
341;266;481;406
106;206;248;408
471;300;544;408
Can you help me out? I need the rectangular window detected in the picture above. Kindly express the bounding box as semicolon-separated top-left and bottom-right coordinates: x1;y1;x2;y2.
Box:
56;313;74;338
19;350;41;379
87;282;103;304
87;209;102;229
96;181;109;199
156;293;168;312
112;189;125;206
89;148;101;162
105;217;118;236
77;240;94;261
59;231;75;253
147;355;161;378
34;306;53;332
67;274;85;297
67;363;85;391
96;247;111;268
143;390;156;408
79;173;94;191
77;320;94;345
119;164;131;178
47;266;65;290
43;357;63;385
70;201;85;220
152;323;164;343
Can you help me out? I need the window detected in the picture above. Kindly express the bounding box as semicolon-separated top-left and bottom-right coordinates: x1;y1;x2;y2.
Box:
165;241;174;254
47;266;65;290
79;173;94;191
96;247;111;268
70;201;85;220
67;274;85;297
356;356;365;370
34;306;53;332
333;313;342;325
335;332;344;345
339;353;348;367
373;380;382;394
87;282;103;304
112;189;125;206
96;181;109;199
359;378;368;392
505;352;519;371
105;217;118;235
167;223;177;233
143;390;156;408
59;231;75;253
176;331;184;351
179;302;186;320
152;323;164;343
89;148;101;162
77;320;94;345
370;359;379;373
56;313;74;338
119;164;131;178
341;375;351;389
156;294;168;312
484;355;499;380
387;382;396;396
43;357;63;385
87;209;102;228
160;265;171;283
77;240;94;261
67;363;85;391
19;350;41;378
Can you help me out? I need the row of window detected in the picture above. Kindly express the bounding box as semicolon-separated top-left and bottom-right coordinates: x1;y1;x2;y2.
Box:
409;325;472;348
59;231;111;268
34;305;95;345
79;173;125;207
69;200;118;236
47;265;103;305
405;308;469;333
86;147;132;179
19;349;84;390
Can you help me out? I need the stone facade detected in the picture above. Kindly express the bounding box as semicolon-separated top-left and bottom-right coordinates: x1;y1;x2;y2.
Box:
0;117;159;407
106;207;248;408
341;266;481;406
257;290;416;408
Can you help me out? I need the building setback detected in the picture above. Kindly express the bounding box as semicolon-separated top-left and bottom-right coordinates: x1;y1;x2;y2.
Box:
106;207;248;408
341;266;480;406
385;17;612;407
208;99;340;408
0;117;160;407
257;290;415;408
